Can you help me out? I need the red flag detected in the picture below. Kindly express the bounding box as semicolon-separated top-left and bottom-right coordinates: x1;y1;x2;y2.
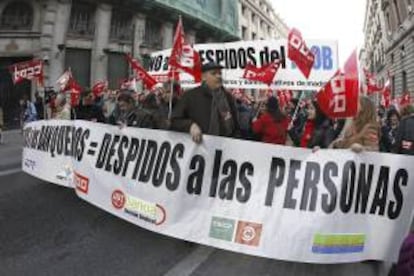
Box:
380;78;391;108
243;60;281;86
288;28;315;79
231;89;252;105
66;77;82;107
169;17;202;82
400;93;411;107
276;90;292;109
92;80;108;97
169;16;184;70
9;59;44;86
56;70;72;91
316;50;359;118
125;54;157;90
363;69;383;94
381;89;391;108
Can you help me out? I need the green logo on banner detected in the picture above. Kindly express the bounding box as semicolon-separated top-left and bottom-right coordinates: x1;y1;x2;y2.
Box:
209;216;235;241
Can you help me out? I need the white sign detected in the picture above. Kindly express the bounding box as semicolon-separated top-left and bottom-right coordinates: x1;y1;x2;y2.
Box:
23;120;414;264
148;39;339;90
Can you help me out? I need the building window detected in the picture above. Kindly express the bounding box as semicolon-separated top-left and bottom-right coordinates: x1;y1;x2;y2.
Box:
68;3;95;37
251;13;256;23
242;26;247;40
64;48;91;87
108;53;128;89
0;1;33;30
392;75;396;97
403;71;407;92
110;10;133;41
252;32;256;40
393;0;402;24
241;4;246;16
144;19;162;49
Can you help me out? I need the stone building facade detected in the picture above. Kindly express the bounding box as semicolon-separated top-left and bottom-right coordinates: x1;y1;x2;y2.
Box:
238;0;288;40
362;0;414;100
0;0;239;128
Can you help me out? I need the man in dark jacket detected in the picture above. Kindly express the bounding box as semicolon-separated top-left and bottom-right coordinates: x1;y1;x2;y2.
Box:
393;113;414;155
75;90;105;123
171;62;240;143
110;91;155;128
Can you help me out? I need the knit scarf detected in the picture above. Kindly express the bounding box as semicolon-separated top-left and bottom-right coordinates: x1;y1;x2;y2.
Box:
207;85;235;136
300;120;315;148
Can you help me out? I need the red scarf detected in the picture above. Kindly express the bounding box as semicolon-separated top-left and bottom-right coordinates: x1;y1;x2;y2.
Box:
300;120;315;148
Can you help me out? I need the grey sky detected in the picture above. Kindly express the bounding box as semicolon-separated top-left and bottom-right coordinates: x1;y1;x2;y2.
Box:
271;0;366;65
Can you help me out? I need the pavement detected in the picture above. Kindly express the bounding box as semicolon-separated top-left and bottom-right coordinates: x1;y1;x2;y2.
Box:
0;129;23;171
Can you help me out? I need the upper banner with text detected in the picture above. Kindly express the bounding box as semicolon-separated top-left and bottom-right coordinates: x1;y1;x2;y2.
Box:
149;39;338;90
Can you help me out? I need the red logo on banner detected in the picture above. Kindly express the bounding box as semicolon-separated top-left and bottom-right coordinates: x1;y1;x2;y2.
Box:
74;172;89;194
316;50;359;118
234;221;263;247
288;28;315;79
111;190;126;209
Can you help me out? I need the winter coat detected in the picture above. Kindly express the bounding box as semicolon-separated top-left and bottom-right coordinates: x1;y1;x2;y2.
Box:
393;114;414;155
251;113;289;145
171;85;240;138
110;106;156;129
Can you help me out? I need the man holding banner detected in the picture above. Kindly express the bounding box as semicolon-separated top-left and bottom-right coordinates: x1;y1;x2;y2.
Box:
171;61;240;143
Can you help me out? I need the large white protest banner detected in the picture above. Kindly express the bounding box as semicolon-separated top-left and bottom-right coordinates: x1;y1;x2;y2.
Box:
22;120;74;187
23;120;414;263
148;39;339;90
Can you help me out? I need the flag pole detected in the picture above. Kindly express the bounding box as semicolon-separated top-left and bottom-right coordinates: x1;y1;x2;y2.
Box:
168;68;174;120
288;90;304;129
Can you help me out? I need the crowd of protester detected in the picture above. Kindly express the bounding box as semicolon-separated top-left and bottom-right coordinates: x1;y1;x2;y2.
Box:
13;62;414;275
19;61;414;158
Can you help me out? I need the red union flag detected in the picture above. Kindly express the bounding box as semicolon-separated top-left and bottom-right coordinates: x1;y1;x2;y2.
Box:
125;53;157;90
243;60;281;86
68;77;82;107
363;69;383;94
9;59;44;86
316;50;359;118
169;17;202;82
288;28;315;79
169;16;184;70
400;92;411;107
56;70;72;91
92;80;108;97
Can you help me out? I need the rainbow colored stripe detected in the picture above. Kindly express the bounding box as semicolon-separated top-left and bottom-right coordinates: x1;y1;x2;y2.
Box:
312;234;365;254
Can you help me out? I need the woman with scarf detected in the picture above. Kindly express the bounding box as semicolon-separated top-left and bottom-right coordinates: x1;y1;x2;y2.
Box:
289;100;335;149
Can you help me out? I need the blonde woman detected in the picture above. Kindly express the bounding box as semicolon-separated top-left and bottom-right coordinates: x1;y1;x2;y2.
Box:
331;96;380;152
